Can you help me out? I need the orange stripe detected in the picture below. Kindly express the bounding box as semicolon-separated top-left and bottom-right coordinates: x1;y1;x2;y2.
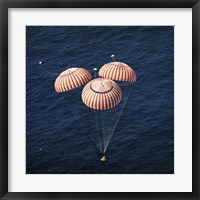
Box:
74;71;84;85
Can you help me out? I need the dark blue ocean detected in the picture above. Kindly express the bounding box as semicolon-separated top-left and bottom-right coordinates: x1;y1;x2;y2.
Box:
26;26;174;174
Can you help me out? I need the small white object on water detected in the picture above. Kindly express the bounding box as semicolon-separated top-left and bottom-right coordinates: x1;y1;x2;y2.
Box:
93;68;98;71
111;54;115;61
40;148;43;151
39;61;42;65
100;156;107;162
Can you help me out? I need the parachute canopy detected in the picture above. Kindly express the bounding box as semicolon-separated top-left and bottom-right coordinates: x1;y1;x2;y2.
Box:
81;78;122;110
54;67;92;92
99;62;136;82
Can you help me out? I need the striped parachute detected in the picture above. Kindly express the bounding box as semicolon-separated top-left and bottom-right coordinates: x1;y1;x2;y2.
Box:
99;61;136;82
82;78;122;110
54;67;92;92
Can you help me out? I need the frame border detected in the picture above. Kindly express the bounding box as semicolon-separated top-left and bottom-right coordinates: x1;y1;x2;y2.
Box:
0;0;199;199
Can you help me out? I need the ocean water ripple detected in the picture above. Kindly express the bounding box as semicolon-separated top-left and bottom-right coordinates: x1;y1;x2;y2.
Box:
26;26;174;174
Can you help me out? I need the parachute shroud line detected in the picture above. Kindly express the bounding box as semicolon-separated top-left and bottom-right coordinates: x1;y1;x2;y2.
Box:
103;92;130;153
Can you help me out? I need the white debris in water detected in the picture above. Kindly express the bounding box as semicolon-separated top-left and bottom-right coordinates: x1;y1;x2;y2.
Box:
111;54;115;58
93;68;98;71
39;61;42;64
40;148;43;151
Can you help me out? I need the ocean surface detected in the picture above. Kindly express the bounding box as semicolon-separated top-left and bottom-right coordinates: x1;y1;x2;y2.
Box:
26;26;174;174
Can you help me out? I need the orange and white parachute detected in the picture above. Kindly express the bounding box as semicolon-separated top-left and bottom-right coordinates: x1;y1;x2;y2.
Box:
99;62;136;82
81;78;122;110
54;67;92;92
